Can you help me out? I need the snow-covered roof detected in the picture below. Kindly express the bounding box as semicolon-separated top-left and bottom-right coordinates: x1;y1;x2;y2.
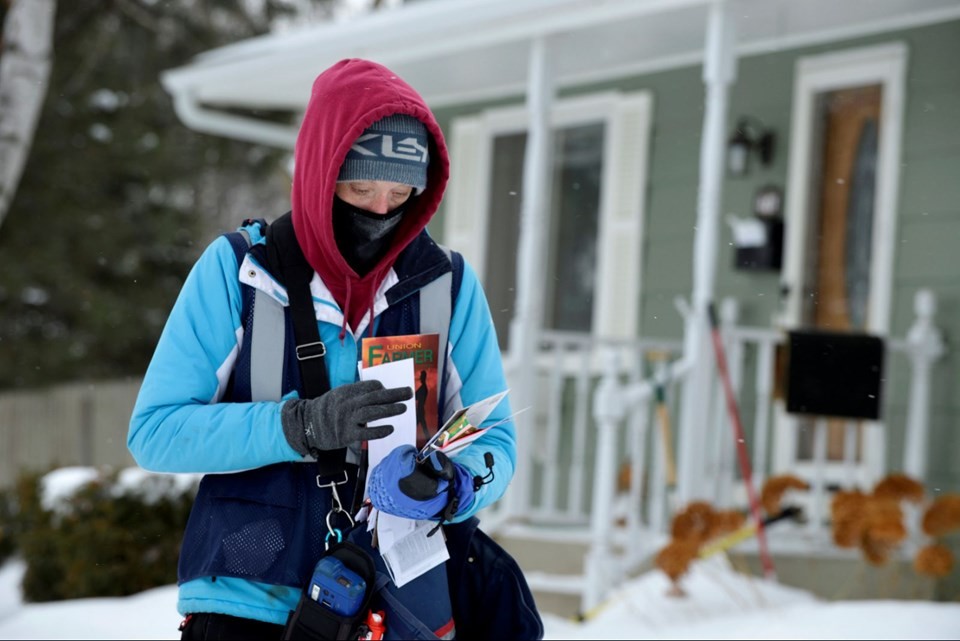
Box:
161;0;960;146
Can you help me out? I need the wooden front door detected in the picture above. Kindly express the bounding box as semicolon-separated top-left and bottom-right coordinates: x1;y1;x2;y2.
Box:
797;84;883;471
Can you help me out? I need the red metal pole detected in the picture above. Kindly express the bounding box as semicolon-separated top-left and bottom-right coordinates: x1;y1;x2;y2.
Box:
707;302;777;580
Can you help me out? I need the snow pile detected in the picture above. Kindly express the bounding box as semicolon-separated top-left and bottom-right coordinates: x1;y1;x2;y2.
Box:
39;465;200;517
541;554;960;640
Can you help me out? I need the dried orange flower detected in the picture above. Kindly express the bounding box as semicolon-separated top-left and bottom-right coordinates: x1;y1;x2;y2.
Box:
873;473;925;503
706;509;747;541
761;474;809;515
922;494;960;538
865;516;907;545
832;515;865;548
863;498;906;544
670;501;715;543
913;544;954;578
655;538;700;582
831;489;869;520
860;533;893;566
831;489;870;548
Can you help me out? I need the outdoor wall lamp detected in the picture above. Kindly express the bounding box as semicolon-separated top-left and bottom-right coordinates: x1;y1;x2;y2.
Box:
727;117;776;177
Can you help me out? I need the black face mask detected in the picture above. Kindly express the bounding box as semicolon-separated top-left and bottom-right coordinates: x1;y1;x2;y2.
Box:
332;194;408;277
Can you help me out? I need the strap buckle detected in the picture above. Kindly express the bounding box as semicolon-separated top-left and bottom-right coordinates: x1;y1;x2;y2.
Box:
316;470;349;490
296;341;326;361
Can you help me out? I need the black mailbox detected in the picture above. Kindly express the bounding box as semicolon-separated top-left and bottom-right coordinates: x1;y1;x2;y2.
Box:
785;330;885;421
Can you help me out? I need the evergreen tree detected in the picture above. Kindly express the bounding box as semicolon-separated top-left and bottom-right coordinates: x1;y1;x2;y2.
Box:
0;0;319;389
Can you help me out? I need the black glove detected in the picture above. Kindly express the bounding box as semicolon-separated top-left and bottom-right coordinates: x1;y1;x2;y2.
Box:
281;380;412;456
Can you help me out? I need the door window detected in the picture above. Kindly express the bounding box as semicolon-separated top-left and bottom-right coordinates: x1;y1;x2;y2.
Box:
483;124;605;348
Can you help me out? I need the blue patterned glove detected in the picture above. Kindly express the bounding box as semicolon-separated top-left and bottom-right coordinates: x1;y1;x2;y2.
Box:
367;445;475;521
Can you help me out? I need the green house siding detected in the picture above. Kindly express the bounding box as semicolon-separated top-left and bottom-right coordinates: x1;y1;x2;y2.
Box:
717;23;960;498
432;20;960;494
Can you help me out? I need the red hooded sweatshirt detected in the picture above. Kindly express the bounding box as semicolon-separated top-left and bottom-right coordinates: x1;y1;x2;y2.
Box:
291;58;451;335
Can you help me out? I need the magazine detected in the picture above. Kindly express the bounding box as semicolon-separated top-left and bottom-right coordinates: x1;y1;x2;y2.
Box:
361;333;440;450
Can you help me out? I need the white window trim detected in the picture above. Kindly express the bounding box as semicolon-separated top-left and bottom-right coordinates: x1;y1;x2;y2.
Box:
446;91;653;347
773;42;908;486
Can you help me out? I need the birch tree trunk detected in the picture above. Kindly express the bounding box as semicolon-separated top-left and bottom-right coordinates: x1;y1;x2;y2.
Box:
0;0;56;229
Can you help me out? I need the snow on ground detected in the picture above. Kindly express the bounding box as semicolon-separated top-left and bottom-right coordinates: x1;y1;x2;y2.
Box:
0;559;180;640
1;552;958;640
2;466;958;639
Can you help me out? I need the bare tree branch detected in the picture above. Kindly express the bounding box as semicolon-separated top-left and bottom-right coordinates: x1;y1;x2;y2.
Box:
60;12;121;97
114;0;162;34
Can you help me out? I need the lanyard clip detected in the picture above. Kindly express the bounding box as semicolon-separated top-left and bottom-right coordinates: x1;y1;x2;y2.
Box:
319;471;354;548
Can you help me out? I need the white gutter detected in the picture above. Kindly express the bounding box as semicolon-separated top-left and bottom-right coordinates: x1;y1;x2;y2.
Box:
167;89;299;149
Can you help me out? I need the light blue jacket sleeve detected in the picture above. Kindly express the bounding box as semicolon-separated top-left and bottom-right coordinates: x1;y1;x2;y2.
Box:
127;236;302;473
444;258;517;521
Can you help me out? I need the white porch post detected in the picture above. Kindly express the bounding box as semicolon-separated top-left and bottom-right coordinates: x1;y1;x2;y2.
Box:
505;36;555;517
676;0;738;504
584;349;626;613
903;289;946;480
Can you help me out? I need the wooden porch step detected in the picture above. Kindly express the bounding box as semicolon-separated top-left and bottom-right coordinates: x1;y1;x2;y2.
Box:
491;526;591;618
489;522;658;619
483;515;669;618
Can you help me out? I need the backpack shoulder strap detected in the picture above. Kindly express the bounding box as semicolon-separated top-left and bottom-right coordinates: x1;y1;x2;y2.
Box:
264;214;349;478
225;220;287;403
228;217;347;480
264;212;331;400
419;246;453;386
418;244;463;408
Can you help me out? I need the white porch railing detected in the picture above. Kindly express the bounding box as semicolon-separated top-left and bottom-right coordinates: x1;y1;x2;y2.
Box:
490;289;946;615
488;332;684;530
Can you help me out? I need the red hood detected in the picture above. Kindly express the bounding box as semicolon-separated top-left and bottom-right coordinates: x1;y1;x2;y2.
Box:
291;58;450;333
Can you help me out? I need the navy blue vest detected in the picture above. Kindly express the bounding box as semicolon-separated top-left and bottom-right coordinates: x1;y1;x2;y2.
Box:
177;227;464;592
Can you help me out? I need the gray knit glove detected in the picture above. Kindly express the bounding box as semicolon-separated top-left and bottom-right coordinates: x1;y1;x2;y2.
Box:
281;380;413;456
